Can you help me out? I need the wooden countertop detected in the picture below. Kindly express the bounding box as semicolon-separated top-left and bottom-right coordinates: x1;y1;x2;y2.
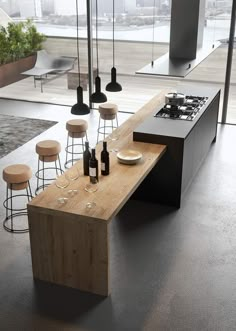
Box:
28;90;168;223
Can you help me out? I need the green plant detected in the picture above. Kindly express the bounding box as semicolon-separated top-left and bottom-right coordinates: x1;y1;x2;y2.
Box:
0;27;9;65
0;19;46;65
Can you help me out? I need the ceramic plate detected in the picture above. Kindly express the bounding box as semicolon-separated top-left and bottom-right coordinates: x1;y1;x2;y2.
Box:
117;149;142;165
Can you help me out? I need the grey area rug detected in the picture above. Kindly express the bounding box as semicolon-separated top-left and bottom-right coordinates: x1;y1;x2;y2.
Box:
0;114;57;158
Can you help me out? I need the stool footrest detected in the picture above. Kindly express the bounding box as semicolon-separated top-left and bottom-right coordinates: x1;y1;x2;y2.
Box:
3;213;29;233
35;184;51;196
35;167;63;181
64;158;81;169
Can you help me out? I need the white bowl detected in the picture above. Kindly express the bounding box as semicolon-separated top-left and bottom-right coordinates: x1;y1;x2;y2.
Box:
117;149;142;165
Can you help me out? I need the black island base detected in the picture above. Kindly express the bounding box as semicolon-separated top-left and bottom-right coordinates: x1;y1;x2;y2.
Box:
133;85;221;208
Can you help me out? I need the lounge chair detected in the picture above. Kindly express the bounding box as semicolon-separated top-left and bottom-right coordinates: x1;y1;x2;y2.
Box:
22;50;76;92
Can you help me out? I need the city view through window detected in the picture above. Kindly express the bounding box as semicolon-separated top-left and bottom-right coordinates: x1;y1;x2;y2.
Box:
0;1;235;124
0;0;233;43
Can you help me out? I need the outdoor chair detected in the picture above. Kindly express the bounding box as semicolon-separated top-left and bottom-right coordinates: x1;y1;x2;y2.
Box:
22;50;76;92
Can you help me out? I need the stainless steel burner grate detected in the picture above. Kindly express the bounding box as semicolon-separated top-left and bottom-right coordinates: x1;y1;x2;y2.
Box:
154;95;208;121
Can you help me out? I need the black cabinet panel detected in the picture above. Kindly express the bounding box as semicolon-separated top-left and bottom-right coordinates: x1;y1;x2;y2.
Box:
133;87;221;208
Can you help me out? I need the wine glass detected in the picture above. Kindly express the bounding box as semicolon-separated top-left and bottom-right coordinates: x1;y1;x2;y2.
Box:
84;177;98;193
66;167;79;181
65;167;79;196
55;175;70;204
108;131;119;141
84;178;98;209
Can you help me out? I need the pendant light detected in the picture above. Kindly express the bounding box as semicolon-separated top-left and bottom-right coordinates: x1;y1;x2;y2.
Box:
106;0;122;92
71;0;90;115
90;0;107;103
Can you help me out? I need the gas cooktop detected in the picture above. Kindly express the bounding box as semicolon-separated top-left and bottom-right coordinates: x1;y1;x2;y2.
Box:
154;95;208;121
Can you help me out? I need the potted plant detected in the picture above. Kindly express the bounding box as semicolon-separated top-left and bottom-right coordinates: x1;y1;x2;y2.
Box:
0;20;46;87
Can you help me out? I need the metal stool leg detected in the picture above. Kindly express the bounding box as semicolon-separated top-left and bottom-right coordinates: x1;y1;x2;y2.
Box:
27;181;33;201
58;155;63;174
82;137;85;152
26;187;30;203
36;154;63;194
104;119;106;140
5;185;9;222
36;158;40;191
72;135;75;166
97;116;101;143
3;181;32;233
42;157;45;191
116;113;119;127
9;184;13;231
65;133;70;166
55;161;59;176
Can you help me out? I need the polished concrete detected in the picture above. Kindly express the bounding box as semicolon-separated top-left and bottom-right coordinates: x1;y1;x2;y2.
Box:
0;99;236;330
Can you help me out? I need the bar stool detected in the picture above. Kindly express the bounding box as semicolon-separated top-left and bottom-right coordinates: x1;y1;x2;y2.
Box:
35;140;63;195
97;103;119;143
65;119;88;168
2;164;33;233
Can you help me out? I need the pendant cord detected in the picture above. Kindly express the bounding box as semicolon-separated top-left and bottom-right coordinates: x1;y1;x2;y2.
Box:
151;0;156;66
112;0;115;67
76;0;80;85
96;0;99;76
212;0;217;46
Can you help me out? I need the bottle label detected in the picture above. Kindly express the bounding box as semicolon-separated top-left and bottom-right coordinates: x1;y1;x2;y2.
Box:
101;162;105;171
89;167;96;177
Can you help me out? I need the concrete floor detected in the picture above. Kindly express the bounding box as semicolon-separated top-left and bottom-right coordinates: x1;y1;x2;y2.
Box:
0;98;236;330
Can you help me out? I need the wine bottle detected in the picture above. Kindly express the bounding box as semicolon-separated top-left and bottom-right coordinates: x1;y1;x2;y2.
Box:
89;148;98;183
83;141;91;176
101;141;109;175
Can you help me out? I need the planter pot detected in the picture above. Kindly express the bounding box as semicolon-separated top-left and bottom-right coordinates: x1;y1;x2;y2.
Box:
0;54;36;88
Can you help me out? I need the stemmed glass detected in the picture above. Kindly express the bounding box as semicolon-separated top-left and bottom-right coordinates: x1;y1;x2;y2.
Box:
84;178;98;209
65;167;79;196
108;131;119;141
84;178;98;193
55;175;70;204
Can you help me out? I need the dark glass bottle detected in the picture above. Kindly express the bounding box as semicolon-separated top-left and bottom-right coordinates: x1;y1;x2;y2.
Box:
89;148;98;183
101;141;109;175
83;141;91;176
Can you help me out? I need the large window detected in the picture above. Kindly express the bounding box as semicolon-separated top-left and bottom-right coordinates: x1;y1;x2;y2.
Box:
0;0;235;122
1;0;232;44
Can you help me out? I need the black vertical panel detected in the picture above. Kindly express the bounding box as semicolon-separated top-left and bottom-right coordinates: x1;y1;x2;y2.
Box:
169;0;205;60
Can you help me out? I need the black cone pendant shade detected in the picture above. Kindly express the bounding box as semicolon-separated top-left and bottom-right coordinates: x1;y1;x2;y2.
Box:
71;0;90;115
106;67;122;92
105;0;122;92
71;86;90;115
90;76;107;103
90;0;107;103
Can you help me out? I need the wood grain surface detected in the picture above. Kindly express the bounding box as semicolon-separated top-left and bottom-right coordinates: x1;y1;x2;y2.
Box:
27;90;167;295
28;90;167;223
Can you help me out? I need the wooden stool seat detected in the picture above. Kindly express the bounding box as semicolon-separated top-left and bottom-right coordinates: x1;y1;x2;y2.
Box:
99;103;118;120
65;119;89;168
97;103;119;142
66;119;88;138
35;140;63;194
36;140;61;162
3;164;32;190
2;164;33;233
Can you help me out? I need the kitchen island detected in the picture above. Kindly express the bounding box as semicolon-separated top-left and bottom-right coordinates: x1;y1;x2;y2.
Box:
27;86;220;296
27;91;167;296
133;85;220;207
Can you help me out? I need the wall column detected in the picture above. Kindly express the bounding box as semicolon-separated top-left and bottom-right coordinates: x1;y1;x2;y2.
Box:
169;0;206;60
